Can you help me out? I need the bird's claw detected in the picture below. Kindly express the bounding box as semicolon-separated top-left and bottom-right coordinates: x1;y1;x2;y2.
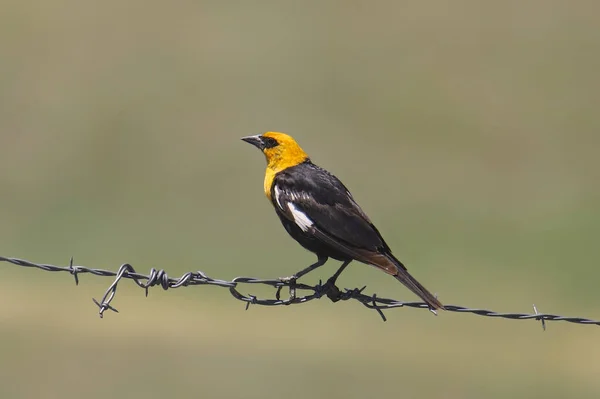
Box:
278;275;298;301
322;277;342;302
278;275;297;284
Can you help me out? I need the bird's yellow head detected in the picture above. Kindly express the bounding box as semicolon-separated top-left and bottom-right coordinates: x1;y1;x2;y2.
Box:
242;132;309;198
241;132;309;173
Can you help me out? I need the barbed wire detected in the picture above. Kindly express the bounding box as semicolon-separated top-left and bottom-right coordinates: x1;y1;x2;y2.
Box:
1;255;598;329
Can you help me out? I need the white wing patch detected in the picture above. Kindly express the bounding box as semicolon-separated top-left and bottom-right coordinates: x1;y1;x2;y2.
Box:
273;185;284;209
288;203;314;232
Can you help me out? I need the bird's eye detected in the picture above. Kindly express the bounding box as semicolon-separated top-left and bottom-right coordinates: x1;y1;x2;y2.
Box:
262;137;279;149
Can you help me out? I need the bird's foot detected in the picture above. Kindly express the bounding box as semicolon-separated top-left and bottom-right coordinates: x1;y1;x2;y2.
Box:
322;277;342;302
277;275;298;301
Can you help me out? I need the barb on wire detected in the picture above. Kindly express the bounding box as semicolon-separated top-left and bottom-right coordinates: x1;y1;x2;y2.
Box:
1;255;598;328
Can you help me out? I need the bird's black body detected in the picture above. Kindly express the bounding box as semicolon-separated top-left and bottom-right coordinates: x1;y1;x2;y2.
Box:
271;160;395;264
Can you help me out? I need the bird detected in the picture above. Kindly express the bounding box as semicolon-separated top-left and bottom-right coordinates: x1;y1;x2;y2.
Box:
241;132;444;310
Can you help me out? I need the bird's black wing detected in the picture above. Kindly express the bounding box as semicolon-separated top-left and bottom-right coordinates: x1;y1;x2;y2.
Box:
273;162;444;309
272;162;391;257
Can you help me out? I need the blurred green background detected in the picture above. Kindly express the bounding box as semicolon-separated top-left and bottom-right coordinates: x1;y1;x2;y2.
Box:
1;1;599;398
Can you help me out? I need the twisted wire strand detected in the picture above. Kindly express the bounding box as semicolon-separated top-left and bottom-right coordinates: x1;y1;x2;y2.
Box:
1;255;598;328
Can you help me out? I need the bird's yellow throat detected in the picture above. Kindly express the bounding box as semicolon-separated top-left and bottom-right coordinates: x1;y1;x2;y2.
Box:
261;132;309;199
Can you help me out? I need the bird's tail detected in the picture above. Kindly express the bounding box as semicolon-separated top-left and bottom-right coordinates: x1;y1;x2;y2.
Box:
361;251;444;310
393;268;445;310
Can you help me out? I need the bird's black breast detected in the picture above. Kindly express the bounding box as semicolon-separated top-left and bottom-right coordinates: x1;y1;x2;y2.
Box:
270;161;391;260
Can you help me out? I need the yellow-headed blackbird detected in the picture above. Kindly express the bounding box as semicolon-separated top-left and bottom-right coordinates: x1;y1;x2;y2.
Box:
242;132;444;310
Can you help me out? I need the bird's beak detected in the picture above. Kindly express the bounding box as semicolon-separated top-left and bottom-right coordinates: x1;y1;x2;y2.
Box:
241;135;265;150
